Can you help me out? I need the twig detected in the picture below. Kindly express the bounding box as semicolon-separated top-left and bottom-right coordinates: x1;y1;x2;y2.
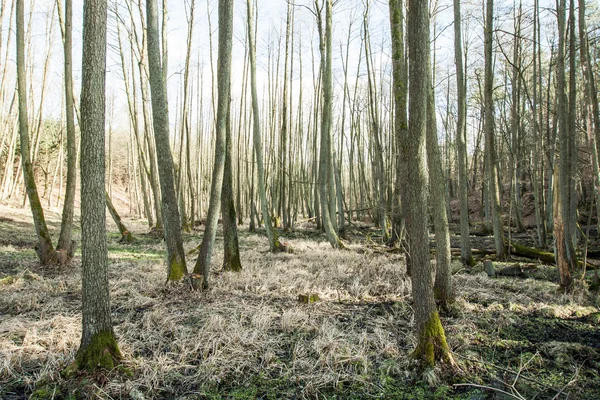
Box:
453;383;525;400
550;364;580;400
455;354;561;394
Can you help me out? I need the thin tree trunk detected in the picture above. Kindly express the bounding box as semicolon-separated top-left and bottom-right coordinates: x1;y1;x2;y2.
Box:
16;0;55;265
578;0;600;234
147;0;187;281
222;99;242;272
317;0;343;249
427;57;453;308
192;0;234;289
246;0;280;251
106;192;133;243
484;0;506;259
554;0;575;291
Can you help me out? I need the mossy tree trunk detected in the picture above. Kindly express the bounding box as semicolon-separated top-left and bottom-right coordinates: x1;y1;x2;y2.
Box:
56;0;77;258
192;0;233;289
146;0;187;281
16;0;55;265
222;99;242;272
75;0;121;372
404;0;454;367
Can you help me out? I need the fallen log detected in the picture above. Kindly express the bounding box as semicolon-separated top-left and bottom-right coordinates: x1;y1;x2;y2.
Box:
450;248;495;257
509;242;555;264
509;241;597;270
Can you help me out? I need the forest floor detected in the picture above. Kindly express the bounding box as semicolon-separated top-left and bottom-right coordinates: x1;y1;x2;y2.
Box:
1;204;600;399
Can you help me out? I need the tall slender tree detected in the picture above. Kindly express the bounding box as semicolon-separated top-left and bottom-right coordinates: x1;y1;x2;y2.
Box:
71;0;121;372
317;0;343;249
553;0;574;291
452;0;474;266
246;0;281;252
192;0;233;289
147;0;187;281
484;0;506;259
427;55;453;308
16;0;55;265
55;0;77;258
404;0;453;367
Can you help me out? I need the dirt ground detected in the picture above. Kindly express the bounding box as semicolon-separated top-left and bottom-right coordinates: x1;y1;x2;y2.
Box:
1;204;599;399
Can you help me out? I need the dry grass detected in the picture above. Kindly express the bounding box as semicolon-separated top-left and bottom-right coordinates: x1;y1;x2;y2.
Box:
1;206;599;399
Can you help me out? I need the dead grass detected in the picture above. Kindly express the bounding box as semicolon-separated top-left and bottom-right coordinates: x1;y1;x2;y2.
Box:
1;206;599;399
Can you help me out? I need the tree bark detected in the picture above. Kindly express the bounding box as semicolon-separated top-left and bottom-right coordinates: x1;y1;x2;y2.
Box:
106;192;134;243
192;0;233;289
73;0;121;372
55;0;76;257
317;0;343;249
404;0;453;367
16;0;55;265
222;99;242;272
146;0;187;281
484;0;506;260
427;57;453;309
554;0;575;291
246;0;280;251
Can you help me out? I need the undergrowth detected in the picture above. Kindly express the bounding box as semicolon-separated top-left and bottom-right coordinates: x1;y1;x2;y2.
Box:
0;205;599;399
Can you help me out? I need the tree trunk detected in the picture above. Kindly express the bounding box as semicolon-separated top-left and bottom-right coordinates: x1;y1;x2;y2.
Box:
484;0;506;260
317;0;343;249
404;0;453;367
106;192;134;243
578;0;600;234
146;0;187;281
192;0;233;289
56;0;76;258
16;0;55;265
246;0;280;251
554;0;575;292
388;0;408;258
222;99;242;272
427;57;453;309
72;0;121;372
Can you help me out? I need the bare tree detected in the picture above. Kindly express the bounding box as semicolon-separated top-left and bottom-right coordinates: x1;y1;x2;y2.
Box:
70;0;121;372
55;0;77;259
404;0;453;367
316;0;343;249
452;0;474;266
484;0;506;259
192;0;234;289
146;0;188;281
16;0;55;265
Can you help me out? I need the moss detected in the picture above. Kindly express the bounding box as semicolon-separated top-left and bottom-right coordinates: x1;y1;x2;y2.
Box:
167;255;188;281
298;293;320;304
412;311;454;368
117;364;134;377
30;386;61;399
72;331;122;372
224;257;242;272
0;275;15;285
